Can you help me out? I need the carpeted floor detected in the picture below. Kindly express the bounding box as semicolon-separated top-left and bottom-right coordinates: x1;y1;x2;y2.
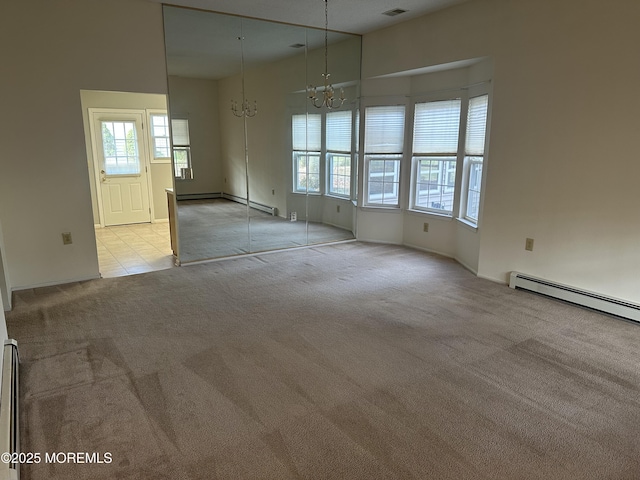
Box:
6;242;640;479
177;199;354;262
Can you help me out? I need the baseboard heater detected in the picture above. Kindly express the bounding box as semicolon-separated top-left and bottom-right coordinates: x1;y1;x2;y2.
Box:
509;272;640;323
0;340;19;480
221;193;277;216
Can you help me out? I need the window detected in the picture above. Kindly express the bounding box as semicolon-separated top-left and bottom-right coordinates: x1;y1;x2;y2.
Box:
364;105;405;206
101;121;141;175
149;114;171;160
292;114;321;193
326;111;352;197
411;99;461;214
171;118;191;178
463;95;489;223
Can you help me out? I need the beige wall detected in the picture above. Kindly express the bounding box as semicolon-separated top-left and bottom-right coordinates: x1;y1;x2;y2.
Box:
1;0;638;305
0;219;10;311
0;0;168;290
168;76;223;196
361;0;640;303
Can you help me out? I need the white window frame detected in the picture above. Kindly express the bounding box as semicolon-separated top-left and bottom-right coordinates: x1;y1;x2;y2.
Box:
293;151;321;194
327;153;351;198
409;98;462;216
146;109;171;164
460;94;489;225
363;105;406;208
291;111;358;199
326;110;353;199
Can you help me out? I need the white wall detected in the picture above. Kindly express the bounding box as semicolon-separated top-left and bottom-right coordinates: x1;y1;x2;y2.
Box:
0;0;168;290
361;0;640;303
168;76;223;196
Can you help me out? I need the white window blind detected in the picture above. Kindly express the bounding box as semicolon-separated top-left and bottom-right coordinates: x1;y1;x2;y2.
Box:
326;111;352;152
465;95;489;155
292;114;321;151
171;119;190;146
412;99;461;154
364;106;405;154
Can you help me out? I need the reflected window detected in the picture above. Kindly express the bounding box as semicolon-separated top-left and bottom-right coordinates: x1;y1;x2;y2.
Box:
292;114;321;193
326;111;352;197
171;118;191;178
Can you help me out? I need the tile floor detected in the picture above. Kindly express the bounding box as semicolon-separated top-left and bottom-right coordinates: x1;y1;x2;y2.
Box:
95;223;175;278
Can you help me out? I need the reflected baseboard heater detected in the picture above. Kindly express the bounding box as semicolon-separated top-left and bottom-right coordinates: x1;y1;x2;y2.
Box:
175;192;277;216
221;193;277;216
509;272;640;323
0;339;19;480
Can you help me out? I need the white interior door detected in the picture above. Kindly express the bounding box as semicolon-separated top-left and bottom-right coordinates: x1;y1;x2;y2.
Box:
92;112;151;226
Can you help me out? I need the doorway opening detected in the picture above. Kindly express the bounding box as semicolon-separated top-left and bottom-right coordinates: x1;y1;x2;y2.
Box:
80;90;175;277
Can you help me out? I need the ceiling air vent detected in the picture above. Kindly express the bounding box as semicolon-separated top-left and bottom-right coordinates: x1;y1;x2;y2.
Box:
290;43;306;49
383;8;408;16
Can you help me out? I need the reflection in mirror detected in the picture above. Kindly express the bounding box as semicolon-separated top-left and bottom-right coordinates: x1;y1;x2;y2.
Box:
162;6;361;263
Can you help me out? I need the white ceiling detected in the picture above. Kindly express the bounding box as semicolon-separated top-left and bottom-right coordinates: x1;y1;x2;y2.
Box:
161;0;474;80
153;0;472;35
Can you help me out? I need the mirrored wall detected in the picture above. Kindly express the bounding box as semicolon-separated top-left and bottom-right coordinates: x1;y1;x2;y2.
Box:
162;6;361;263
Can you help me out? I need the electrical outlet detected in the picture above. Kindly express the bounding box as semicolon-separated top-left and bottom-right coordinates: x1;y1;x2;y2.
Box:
290;211;297;222
336;205;340;213
62;232;73;245
423;222;429;233
525;238;534;251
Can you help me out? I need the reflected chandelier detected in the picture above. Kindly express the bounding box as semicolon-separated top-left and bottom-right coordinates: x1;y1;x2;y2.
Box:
308;0;345;109
231;31;257;118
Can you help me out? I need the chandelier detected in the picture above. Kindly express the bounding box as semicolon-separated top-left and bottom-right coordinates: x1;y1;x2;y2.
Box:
308;0;345;109
231;30;257;118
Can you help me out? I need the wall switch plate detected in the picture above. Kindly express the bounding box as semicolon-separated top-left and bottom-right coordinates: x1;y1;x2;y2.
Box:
423;222;429;232
62;232;73;245
525;238;534;251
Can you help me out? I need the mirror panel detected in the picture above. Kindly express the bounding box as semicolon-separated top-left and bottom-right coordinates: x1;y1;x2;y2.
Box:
162;6;361;263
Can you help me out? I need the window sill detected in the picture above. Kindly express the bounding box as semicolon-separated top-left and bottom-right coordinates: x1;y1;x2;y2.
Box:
291;191;322;196
406;209;453;221
456;217;479;231
326;194;352;201
360;205;402;213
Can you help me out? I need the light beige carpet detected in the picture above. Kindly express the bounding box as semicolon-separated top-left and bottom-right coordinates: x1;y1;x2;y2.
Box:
6;242;640;479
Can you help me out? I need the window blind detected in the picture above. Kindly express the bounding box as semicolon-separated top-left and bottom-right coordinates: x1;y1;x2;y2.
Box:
412;99;461;154
292;114;321;151
364;105;405;154
465;95;489;155
326;111;352;152
171;119;190;146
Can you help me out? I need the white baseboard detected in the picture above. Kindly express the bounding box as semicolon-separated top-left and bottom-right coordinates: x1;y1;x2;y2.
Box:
12;274;101;292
